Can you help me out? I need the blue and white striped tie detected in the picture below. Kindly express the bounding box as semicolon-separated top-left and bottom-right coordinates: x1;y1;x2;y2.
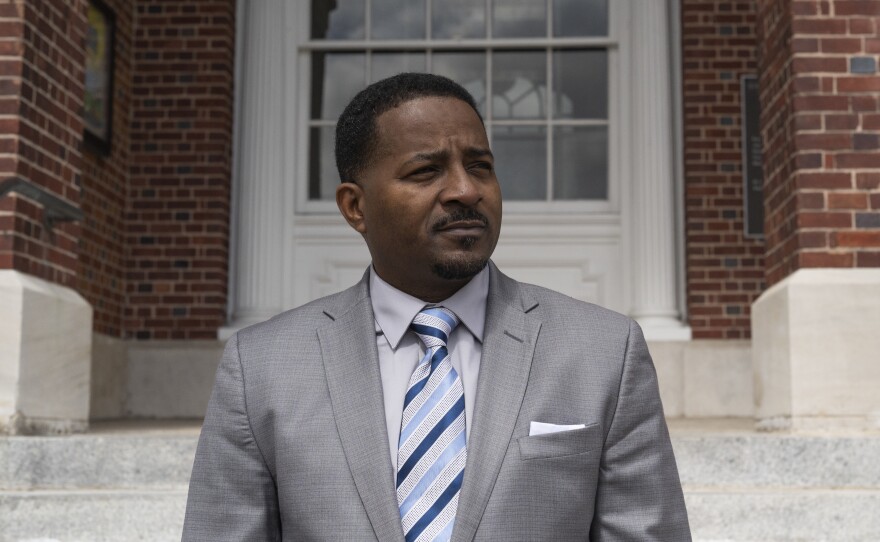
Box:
397;306;466;542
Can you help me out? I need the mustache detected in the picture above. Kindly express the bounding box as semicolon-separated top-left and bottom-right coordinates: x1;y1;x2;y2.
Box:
431;208;489;231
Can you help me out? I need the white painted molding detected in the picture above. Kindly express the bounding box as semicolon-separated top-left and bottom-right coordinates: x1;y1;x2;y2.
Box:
628;0;690;341
221;0;287;337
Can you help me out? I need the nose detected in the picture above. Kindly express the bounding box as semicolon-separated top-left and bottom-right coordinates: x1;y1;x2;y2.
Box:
440;163;482;207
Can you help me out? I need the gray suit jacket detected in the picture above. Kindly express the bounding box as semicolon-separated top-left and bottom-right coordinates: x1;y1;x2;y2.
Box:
183;263;690;541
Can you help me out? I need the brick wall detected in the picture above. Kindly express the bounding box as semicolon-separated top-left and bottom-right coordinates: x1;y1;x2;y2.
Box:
80;0;133;337
757;0;797;286
0;0;86;288
125;0;234;340
1;0;236;340
0;3;25;270
759;0;880;286
682;0;765;339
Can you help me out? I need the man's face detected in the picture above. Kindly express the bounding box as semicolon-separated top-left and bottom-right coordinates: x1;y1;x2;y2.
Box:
337;96;502;301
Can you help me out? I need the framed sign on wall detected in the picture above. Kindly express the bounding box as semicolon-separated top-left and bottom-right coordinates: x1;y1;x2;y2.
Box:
741;75;764;239
83;0;115;155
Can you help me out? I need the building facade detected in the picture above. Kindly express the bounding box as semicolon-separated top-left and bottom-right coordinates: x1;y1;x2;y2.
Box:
1;0;879;433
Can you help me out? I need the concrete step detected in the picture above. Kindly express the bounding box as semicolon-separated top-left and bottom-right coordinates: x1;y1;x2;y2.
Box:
2;420;879;541
669;418;880;488
0;489;187;542
685;489;880;542
5;420;879;490
0;421;198;490
2;488;878;542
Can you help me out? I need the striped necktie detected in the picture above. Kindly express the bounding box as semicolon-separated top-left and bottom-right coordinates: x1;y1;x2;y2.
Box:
397;306;466;542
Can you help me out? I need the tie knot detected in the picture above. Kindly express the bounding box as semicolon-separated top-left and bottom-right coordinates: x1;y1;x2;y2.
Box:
410;306;459;349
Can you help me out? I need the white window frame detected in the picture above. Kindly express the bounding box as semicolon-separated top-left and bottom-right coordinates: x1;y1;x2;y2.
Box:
293;0;625;216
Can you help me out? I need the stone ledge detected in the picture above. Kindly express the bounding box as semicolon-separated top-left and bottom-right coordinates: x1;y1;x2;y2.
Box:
0;270;93;435
752;268;880;429
650;340;753;418
90;337;224;420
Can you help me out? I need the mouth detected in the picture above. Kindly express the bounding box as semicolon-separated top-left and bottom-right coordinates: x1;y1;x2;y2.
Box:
431;210;490;237
436;220;486;235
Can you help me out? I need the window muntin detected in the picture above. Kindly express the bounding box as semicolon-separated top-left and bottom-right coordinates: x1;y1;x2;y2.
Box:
307;0;612;205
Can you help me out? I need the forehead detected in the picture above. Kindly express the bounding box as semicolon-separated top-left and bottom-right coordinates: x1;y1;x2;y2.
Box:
373;96;487;157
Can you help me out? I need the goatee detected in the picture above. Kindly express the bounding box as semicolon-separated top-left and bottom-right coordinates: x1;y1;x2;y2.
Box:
431;254;488;280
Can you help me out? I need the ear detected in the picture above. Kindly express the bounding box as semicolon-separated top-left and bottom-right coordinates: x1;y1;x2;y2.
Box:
336;182;367;234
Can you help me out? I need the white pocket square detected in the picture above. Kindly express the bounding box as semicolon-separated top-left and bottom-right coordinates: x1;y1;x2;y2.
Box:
529;421;586;436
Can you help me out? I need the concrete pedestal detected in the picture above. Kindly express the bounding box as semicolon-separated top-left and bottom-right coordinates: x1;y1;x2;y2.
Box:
752;269;880;430
0;270;92;435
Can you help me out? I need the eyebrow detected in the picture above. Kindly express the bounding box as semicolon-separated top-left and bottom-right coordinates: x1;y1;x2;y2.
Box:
403;146;494;165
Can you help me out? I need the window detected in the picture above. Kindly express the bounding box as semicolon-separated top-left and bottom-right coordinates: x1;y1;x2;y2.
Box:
305;0;613;207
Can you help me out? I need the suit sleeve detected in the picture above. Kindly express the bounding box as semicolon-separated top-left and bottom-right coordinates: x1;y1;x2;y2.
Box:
589;319;691;541
181;334;281;541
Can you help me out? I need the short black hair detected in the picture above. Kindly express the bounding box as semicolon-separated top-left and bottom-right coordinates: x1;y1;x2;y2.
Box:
335;72;483;184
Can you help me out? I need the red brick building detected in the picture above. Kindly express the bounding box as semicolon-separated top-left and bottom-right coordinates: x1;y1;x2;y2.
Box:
1;0;878;432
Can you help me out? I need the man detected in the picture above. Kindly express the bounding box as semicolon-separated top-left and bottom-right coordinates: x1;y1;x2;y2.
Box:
183;73;690;541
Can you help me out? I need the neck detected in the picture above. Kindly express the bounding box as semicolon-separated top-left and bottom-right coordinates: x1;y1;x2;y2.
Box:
372;267;471;303
411;282;468;303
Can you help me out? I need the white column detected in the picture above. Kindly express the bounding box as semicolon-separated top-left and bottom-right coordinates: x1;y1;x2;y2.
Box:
221;0;287;338
628;0;691;340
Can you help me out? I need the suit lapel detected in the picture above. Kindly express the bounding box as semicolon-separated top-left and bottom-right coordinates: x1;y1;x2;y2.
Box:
452;265;541;542
318;278;405;542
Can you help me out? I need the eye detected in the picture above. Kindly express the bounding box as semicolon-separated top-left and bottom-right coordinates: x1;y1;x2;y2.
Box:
469;161;494;173
406;165;440;180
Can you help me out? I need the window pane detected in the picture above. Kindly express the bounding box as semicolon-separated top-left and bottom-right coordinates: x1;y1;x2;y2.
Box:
311;52;366;120
492;0;546;38
312;0;365;40
309;126;338;200
492;50;546;120
553;126;607;200
553;0;607;37
493;125;546;200
371;0;425;39
432;0;486;39
432;51;487;115
553;49;607;119
371;52;426;83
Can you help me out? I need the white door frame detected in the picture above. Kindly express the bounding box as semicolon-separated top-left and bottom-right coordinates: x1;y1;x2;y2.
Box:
221;0;690;341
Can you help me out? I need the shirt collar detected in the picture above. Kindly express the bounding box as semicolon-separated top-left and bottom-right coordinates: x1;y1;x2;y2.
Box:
369;264;489;349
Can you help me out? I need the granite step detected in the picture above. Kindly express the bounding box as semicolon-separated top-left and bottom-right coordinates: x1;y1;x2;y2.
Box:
0;421;198;490
2;487;878;542
0;489;187;542
669;418;880;489
1;419;879;541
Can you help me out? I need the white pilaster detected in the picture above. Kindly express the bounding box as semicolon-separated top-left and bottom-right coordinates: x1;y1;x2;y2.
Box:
628;0;690;341
221;0;287;338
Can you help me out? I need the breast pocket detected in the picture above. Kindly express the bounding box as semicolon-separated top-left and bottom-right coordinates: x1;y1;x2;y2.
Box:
517;422;602;461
